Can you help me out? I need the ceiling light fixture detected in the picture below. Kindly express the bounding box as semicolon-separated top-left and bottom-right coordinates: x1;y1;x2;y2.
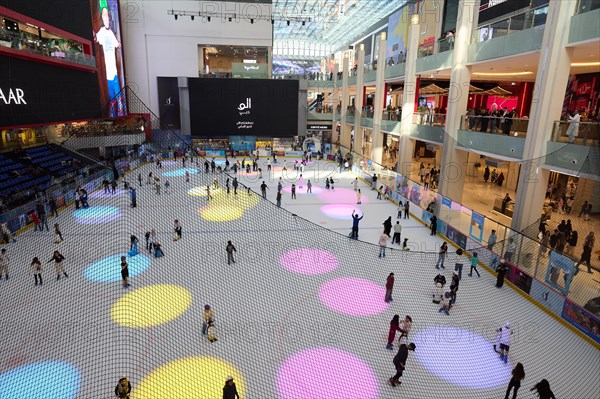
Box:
472;71;533;76
571;61;600;67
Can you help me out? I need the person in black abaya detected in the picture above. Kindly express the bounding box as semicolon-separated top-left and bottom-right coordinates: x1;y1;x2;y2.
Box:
496;260;509;288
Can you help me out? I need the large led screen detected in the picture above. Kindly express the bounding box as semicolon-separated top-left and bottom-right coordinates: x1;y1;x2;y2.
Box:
189;78;299;137
90;0;126;117
0;56;101;128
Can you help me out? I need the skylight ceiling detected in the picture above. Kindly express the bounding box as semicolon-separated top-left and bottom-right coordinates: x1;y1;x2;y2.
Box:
273;0;405;49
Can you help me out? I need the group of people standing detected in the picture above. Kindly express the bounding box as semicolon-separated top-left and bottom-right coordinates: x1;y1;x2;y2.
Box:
467;105;517;135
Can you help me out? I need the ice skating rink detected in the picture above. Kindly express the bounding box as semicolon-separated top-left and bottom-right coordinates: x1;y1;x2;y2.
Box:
0;158;598;398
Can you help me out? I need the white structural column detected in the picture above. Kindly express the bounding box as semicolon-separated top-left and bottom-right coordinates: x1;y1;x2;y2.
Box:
340;53;352;149
437;0;478;202
510;0;577;231
267;47;273;79
353;44;366;154
371;33;388;164
397;15;421;176
331;62;341;146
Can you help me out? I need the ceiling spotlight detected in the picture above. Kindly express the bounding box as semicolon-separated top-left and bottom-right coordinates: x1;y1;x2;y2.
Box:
251;18;254;24
302;21;305;26
174;14;178;20
191;15;194;21
207;16;211;22
287;20;290;26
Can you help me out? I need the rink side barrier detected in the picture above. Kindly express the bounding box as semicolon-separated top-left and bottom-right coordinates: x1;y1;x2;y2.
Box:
345;156;600;348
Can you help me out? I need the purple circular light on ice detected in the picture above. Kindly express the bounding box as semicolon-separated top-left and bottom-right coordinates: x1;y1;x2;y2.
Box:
281;185;324;195
318;277;389;316
280;249;339;275
90;188;128;198
320;204;363;220
73;206;121;225
413;326;512;389
318;188;369;204
276;347;378;399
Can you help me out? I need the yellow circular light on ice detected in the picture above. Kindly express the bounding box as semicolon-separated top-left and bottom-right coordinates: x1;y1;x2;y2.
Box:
199;205;244;222
110;284;192;328
212;193;260;210
187;186;221;197
135;356;245;398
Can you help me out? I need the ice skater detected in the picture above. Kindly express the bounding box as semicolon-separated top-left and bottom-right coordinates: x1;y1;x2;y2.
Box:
496;260;509;288
48;250;68;280
207;321;217;342
291;183;296;199
356;189;362;204
386;314;402;350
233;178;238;195
138;173;142;186
226;240;237;265
392;221;402;244
433;273;446;304
32;257;42;286
307;180;312;193
260;181;268;199
128;235;139;256
468;251;481;277
454;249;466;280
435;242;448;269
185;170;190;183
153;240;164;258
496;321;513;363
329;177;335;190
114;377;131;399
505;362;525;399
121;256;130;288
385;272;394;302
202;304;215;335
353;178;358;191
530;379;556;399
378;233;389;258
0;248;8;280
173;220;182;241
223;376;240;399
350;210;363;240
388;342;416;387
206;185;212;200
54;223;63;243
165;180;171;194
403;201;410;219
129;187;137;208
438;291;452;315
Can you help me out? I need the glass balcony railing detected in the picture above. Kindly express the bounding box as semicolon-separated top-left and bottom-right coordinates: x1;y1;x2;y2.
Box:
473;4;548;43
0;27;95;68
576;0;600;14
460;115;529;137
417;37;453;58
551;120;600;146
414;112;447;127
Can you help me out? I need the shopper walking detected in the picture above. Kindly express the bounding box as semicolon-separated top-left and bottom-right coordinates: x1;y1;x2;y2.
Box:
392;222;402;244
0;248;8;280
121;256;130;288
32;256;42;286
226;240;237;265
48;250;68;280
574;242;593;275
378;233;389;258
435;242;448;269
388;342;416;387
385;273;394;302
505;363;525;399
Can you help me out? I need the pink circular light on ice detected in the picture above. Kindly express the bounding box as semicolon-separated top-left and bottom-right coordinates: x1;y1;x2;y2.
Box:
276;348;378;399
281;185;323;195
320;204;363;220
318;277;389;316
318;188;369;204
280;249;339;275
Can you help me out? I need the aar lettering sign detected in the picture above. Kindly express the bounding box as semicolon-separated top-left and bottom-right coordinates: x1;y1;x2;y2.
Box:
0;88;26;105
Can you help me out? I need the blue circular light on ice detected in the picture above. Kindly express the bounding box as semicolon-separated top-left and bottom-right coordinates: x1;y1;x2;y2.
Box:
73;206;121;224
84;253;151;282
413;327;512;389
162;168;199;177
0;361;80;398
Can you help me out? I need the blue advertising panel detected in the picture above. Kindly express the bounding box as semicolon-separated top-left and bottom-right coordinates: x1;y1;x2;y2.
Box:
469;211;485;242
562;300;600;344
442;196;452;208
545;251;575;295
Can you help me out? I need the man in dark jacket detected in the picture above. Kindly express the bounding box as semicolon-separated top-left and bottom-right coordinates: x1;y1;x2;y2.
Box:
389;343;416;387
351;210;363;240
223;376;240;399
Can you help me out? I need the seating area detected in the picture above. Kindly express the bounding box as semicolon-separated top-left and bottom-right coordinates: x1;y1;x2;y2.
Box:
0;145;90;206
